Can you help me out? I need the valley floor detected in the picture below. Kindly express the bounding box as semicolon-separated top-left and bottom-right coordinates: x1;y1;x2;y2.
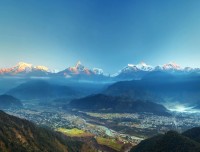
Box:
4;104;200;151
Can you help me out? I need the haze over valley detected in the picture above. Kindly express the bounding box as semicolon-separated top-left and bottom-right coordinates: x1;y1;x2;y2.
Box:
1;0;200;151
0;60;200;151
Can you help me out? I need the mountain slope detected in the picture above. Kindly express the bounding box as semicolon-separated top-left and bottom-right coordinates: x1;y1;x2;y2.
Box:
68;94;169;115
131;128;200;152
113;62;153;80
56;61;107;81
7;80;78;100
0;62;50;77
0;110;96;152
0;94;22;108
105;71;200;104
182;127;200;143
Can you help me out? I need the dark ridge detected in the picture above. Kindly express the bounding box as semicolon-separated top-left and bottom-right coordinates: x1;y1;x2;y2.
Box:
0;110;96;152
7;80;78;100
183;127;200;143
104;73;200;104
0;94;22;108
131;128;200;152
68;94;169;115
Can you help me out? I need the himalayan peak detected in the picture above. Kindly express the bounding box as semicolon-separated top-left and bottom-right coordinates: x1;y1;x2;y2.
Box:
124;62;153;72
0;62;49;75
125;62;182;72
58;61;104;78
67;61;90;74
163;62;181;70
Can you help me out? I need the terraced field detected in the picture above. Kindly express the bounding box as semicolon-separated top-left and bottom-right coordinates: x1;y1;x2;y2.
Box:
95;137;124;151
57;128;94;137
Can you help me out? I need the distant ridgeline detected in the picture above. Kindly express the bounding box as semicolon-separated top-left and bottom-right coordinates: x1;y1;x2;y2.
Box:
0;61;200;81
6;80;79;100
104;71;200;105
68;94;170;116
0;94;22;109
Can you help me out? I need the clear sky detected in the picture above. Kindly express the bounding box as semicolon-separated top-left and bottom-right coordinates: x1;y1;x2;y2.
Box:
0;0;200;73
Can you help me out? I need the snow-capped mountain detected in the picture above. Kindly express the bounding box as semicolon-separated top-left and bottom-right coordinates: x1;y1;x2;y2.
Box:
136;62;154;71
0;61;199;81
163;62;181;70
183;67;200;73
93;68;104;75
153;62;182;72
120;62;154;73
57;61;104;79
154;62;200;73
113;62;200;80
0;62;50;76
120;62;183;72
112;62;153;80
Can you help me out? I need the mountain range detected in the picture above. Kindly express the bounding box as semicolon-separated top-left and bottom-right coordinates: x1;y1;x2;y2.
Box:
104;71;200;107
7;80;79;100
0;62;51;77
0;61;200;81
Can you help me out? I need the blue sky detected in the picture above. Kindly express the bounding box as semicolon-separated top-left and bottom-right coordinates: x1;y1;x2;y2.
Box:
0;0;200;73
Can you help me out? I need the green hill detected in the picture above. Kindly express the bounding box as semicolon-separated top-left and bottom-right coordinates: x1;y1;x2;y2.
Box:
131;129;200;152
0;110;96;152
